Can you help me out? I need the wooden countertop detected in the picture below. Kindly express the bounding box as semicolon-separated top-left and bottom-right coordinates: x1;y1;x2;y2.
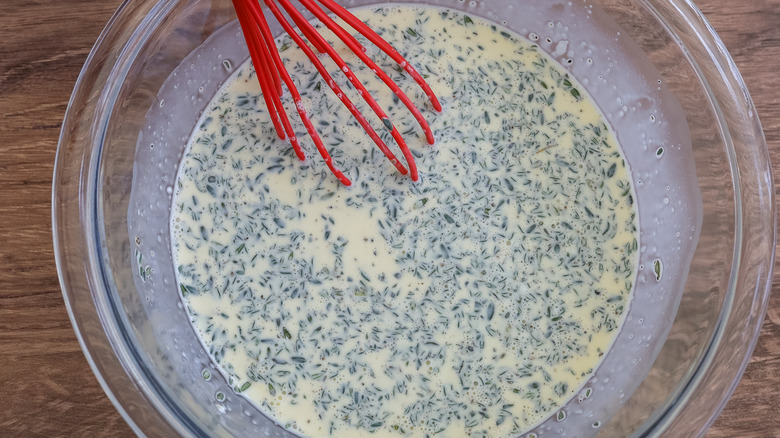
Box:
1;0;778;436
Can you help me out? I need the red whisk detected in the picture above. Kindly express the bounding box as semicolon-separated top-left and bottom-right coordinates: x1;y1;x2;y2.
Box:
231;0;442;186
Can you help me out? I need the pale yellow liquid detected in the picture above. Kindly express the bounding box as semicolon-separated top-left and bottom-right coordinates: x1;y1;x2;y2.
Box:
172;5;638;437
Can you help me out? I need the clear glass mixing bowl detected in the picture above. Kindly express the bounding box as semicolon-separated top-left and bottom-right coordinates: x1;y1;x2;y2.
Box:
53;0;774;436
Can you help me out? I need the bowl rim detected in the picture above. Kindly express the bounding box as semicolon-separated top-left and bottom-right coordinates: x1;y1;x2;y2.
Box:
53;0;188;435
52;0;775;436
629;0;775;435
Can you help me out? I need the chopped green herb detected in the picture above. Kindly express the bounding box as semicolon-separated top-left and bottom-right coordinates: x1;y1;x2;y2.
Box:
172;5;638;438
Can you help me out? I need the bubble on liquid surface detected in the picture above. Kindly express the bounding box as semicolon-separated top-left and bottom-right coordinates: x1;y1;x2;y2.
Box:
553;40;569;57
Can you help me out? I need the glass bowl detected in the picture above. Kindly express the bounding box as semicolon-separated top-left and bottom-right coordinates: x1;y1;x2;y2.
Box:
53;0;774;436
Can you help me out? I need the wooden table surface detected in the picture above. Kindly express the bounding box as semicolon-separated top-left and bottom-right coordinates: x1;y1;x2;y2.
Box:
1;0;779;436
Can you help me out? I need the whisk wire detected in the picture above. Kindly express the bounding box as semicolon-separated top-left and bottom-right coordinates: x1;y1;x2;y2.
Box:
314;0;442;112
274;0;419;178
296;0;436;145
233;1;287;140
237;0;351;183
232;0;441;184
254;0;409;176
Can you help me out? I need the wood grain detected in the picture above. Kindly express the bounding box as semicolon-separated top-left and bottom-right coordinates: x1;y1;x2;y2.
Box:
697;2;780;436
0;0;133;436
0;0;778;437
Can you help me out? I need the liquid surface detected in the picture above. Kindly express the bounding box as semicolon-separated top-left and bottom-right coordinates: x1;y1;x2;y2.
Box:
172;5;638;437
